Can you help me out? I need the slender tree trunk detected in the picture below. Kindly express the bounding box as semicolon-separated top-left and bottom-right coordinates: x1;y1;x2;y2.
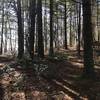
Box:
0;1;4;54
56;16;59;49
60;11;63;48
72;9;76;46
8;20;12;52
29;0;36;59
9;27;12;51
77;4;81;57
97;1;100;42
82;0;95;78
35;19;38;53
70;9;72;47
4;21;7;53
37;0;44;58
17;0;24;59
64;1;68;49
44;0;48;52
56;4;60;50
49;0;54;56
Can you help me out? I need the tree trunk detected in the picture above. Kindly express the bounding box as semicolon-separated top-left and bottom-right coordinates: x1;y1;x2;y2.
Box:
49;0;54;56
77;4;81;57
82;0;95;78
44;0;48;52
70;9;72;47
4;21;7;53
37;0;44;58
0;1;4;54
29;0;36;59
64;1;68;49
17;0;24;59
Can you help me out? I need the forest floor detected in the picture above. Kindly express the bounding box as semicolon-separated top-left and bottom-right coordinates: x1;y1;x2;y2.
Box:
0;49;100;100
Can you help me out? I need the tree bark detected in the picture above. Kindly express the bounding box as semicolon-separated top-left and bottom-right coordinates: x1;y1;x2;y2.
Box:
77;4;81;57
49;0;54;56
0;1;4;54
29;0;36;59
70;9;72;47
64;1;68;49
17;0;24;59
82;0;95;78
37;0;44;58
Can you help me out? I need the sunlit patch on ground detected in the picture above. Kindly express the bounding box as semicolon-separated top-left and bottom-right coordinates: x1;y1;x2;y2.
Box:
0;63;5;68
11;92;26;100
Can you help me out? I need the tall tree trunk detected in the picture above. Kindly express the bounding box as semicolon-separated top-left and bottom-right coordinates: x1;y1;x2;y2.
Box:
97;1;100;42
77;4;81;57
82;0;95;78
49;0;54;56
44;0;48;52
56;15;59;49
8;20;12;52
0;1;4;54
64;1;68;49
60;10;63;49
9;27;12;52
4;21;7;53
17;0;24;59
56;4;60;50
70;9;72;47
29;0;36;59
37;0;44;58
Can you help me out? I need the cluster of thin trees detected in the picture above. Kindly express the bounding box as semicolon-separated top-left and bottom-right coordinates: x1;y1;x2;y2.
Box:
0;0;100;78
